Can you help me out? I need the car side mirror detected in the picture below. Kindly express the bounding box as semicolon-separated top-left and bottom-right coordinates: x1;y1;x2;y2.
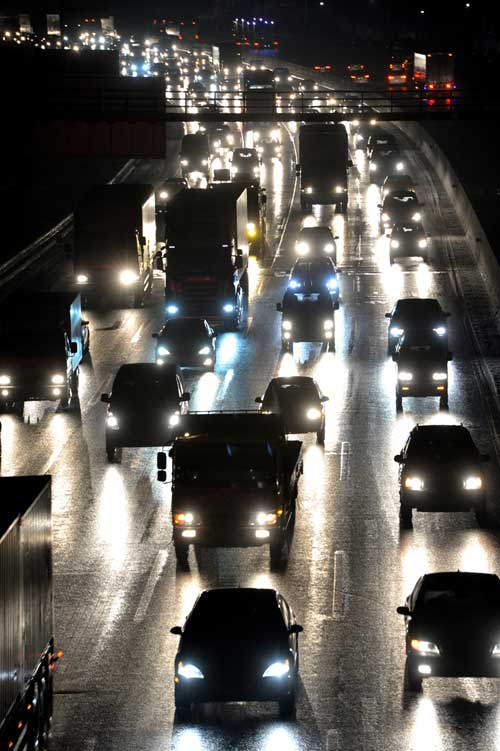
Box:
394;454;403;463
255;396;263;403
180;392;191;402
481;453;491;462
377;204;382;209
334;236;339;240
157;451;167;470
320;395;329;402
348;158;353;168
276;302;283;312
100;393;110;403
295;163;301;176
396;606;410;616
447;352;453;361
81;319;89;326
152;332;159;338
70;342;78;354
170;626;182;635
385;312;391;318
289;624;303;634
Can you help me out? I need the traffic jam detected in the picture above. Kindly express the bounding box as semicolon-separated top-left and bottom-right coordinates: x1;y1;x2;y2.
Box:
2;29;500;751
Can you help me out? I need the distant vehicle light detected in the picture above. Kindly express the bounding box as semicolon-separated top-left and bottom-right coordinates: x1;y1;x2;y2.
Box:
51;374;65;385
335;185;343;194
120;270;140;286
169;413;180;427
326;278;338;290
166;305;179;315
282;320;292;331
418;239;428;249
159;190;168;200
464;476;482;490
296;242;310;255
307;407;321;420
223;303;235;313
412;212;422;222
262;660;289;678
324;243;334;253
433;326;446;336
289;279;301;290
382;213;390;222
396;162;404;171
178;662;204;679
391;240;400;249
181;159;188;166
305;186;314;194
256;511;278;525
247;222;257;238
369;163;377;171
405;476;424;491
198;346;211;355
158;346;170;356
398;371;413;381
107;414;119;429
76;274;89;284
390;327;404;336
0;375;11;386
432;372;447;381
323;319;334;330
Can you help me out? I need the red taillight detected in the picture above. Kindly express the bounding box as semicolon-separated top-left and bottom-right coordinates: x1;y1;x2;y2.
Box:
428;83;434;89
387;75;394;80
364;74;370;79
445;82;452;89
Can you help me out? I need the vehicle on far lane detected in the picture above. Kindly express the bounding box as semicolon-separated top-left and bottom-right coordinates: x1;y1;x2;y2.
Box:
170;587;303;719
153;317;216;371
231;147;261;182
347;63;371;82
394;424;490;526
256;376;328;443
385;297;449;354
397;571;500;692
101;363;190;463
370;145;406;185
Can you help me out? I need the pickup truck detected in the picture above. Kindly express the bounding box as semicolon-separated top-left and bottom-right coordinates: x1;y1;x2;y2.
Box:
157;412;303;569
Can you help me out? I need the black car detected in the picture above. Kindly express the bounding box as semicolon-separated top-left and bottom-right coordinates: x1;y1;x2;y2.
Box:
288;257;340;307
277;290;336;352
366;132;398;159
370;147;406;185
153;317;216;371
382;173;416;197
385;298;449;355
378;190;420;230
389;223;430;264
394;424;490;526
256;376;328;443
101;363;190;463
295;225;338;263
397;572;500;692
231;148;261;182
171;587;303;718
394;331;452;410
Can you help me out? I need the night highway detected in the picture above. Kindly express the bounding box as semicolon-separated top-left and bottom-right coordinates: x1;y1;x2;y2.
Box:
3;109;500;749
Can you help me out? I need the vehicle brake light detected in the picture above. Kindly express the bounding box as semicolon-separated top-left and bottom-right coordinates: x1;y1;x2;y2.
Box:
445;82;452;89
364;74;370;79
387;75;394;80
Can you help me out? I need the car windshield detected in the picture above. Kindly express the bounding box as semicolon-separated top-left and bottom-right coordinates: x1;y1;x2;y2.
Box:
299;228;333;243
174;441;277;485
276;383;319;404
419;575;500;608
385;193;417;207
394;300;442;319
113;370;179;403
407;428;477;460
185;590;286;637
162;320;207;339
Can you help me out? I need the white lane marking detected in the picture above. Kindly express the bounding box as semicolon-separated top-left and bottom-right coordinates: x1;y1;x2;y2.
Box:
340;441;350;480
133;548;169;623
41;442;67;475
332;550;346;620
131;322;147;345
218;369;234;401
326;729;340;750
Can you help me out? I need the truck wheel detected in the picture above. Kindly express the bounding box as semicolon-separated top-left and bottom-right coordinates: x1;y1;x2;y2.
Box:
270;534;289;571
399;504;412;528
106;445;122;464
317;426;325;445
174;541;189;565
278;691;296;719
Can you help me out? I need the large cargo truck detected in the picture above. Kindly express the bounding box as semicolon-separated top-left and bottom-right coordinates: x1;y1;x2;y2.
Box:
157;412;303;568
74;184;157;308
0;292;89;411
164;186;249;329
0;476;57;751
297;123;351;213
413;52;455;91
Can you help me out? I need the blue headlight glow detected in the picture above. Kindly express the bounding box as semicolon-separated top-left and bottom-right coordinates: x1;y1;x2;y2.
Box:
223;303;235;313
166;305;179;315
289;279;301;290
326;278;338;290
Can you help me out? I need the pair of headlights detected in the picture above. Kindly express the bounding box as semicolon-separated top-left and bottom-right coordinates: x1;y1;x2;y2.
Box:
177;659;290;680
404;476;482;491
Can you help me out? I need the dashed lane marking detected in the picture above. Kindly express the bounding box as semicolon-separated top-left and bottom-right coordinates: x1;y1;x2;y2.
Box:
133;549;169;623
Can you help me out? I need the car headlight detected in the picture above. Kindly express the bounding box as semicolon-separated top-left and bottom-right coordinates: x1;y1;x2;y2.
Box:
223;303;234;313
323;319;334;330
307;407;321;420
398;371;413;381
76;273;89;284
105;408;120;429
433;326;446;336
169;413;180;427
464;476;482;490
296;242;310;255
158;346;170;356
120;270;140;286
418;239;428;249
253;167;260;174
405;476;424;491
323;243;334;254
202;159;208;166
181;159;188;166
247;222;257;238
369;162;377;171
432;372;447;381
51;374;65;385
198;346;210;355
166;305;179;315
174;511;195;525
396;161;404;171
390;326;404;337
492;644;500;656
289;279;301;290
352;119;359;127
305;186;313;194
178;662;204;679
412;212;422;222
410;639;439;655
256;511;278;526
326;277;338;290
391;240;400;249
263;660;289;678
382;213;390;222
231;166;238;174
335;185;343;194
0;375;11;386
159;190;168;200
282;320;292;331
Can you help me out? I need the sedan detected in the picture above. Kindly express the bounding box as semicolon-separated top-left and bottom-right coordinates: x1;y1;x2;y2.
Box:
394;424;490;526
397;572;500;692
389;223;430;264
153;317;216;371
382;173;416;197
378;190;421;231
288;257;340;307
256;376;328;443
295;225;338;263
171;587;303;719
385;297;449;355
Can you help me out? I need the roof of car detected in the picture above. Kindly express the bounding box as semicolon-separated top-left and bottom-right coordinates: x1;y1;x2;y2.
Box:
299;226;333;236
186;588;283;628
115;363;179;380
269;376;317;387
393;298;442;312
420;572;500;594
410;424;472;441
292;257;335;272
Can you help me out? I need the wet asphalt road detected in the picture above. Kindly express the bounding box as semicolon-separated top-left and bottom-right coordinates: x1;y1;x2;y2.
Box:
4;118;500;751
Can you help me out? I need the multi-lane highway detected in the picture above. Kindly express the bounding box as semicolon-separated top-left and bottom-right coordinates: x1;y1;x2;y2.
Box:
4;113;500;751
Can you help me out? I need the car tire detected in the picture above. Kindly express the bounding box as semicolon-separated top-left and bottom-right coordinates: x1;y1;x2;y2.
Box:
174;541;189;565
405;663;423;693
317;427;325;445
474;500;488;526
439;395;449;410
175;702;192;721
270;534;289;571
396;395;403;412
399;504;412;528
281;340;291;353
106;445;122;464
278;692;296;719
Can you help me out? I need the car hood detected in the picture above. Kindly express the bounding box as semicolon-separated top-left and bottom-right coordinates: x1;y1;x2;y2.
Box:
179;635;289;672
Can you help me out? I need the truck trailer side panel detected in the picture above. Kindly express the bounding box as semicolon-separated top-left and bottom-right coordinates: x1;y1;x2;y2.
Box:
0;516;23;726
